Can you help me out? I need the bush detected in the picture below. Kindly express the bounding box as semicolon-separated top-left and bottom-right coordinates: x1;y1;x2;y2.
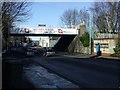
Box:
113;40;120;57
110;53;120;57
80;32;89;47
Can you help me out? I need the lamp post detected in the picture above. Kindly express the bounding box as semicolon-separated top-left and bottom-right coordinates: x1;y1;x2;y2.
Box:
117;1;120;42
86;10;92;55
89;14;92;55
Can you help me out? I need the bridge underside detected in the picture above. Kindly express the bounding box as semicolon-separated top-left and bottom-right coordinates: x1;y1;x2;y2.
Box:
10;34;77;36
10;34;76;52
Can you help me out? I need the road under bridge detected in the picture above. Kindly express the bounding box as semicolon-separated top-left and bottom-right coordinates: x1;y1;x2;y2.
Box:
10;28;78;51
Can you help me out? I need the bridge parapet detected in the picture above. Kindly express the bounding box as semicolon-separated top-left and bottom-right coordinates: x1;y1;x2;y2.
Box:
10;28;78;35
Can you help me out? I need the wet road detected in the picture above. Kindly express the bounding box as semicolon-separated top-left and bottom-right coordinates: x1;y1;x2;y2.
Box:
33;56;120;88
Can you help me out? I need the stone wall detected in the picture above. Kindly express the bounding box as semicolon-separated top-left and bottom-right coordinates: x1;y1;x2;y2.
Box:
67;24;89;54
67;35;81;53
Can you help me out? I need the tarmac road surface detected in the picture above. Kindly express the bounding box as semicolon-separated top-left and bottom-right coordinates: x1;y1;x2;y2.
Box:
33;56;120;88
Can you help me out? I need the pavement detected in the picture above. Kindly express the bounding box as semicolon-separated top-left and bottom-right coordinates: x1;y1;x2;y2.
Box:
58;52;120;60
23;64;79;88
97;56;120;60
2;48;36;89
62;54;92;58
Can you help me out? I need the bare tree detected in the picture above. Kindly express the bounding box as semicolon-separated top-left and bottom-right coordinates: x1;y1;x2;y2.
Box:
90;2;119;33
60;8;79;28
78;7;89;24
60;8;89;28
1;1;32;50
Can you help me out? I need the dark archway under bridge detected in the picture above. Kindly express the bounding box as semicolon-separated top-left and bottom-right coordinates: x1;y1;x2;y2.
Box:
10;33;76;52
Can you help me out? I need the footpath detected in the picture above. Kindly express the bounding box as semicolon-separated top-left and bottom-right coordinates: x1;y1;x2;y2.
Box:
2;49;36;89
57;52;120;60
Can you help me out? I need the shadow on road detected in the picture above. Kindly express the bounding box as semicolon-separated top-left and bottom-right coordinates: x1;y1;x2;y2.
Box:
2;48;36;89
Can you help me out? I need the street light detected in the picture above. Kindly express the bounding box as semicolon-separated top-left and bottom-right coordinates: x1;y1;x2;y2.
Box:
117;1;120;42
86;10;92;55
